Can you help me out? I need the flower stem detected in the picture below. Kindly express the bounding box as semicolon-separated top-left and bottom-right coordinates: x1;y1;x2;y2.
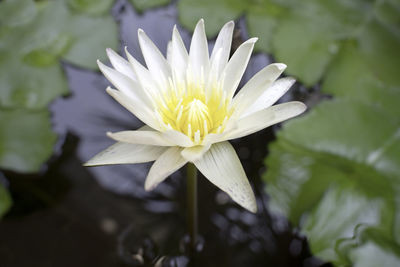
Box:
187;162;198;250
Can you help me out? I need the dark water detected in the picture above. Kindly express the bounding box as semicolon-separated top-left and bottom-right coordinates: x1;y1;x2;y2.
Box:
0;1;329;266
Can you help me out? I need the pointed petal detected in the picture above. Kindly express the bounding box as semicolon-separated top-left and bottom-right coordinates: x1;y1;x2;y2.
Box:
138;29;171;85
84;142;165;166
161;130;194;147
125;47;160;97
226;101;307;140
210;21;234;79
106;87;161;131
166;40;173;65
145;147;188;191
188;19;209;82
222;38;257;100
181;144;211;162
233;63;287;116
171;25;189;84
241;77;296;118
107;130;173;146
193;142;257;212
98;60;152;109
106;48;137;81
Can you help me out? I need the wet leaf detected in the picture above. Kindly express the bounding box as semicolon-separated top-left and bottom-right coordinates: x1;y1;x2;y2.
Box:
62;14;119;69
178;0;245;37
178;0;399;87
0;51;68;109
0;184;12;219
0;0;37;27
0;0;119;173
264;98;400;265
129;0;171;13
0;109;57;172
67;0;114;16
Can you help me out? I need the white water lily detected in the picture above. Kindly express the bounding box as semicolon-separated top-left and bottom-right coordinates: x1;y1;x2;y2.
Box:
85;19;306;213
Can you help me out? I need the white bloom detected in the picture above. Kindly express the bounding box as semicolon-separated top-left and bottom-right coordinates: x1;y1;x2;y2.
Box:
85;19;306;213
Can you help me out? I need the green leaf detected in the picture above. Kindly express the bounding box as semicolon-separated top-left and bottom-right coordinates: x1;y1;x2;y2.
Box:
271;14;340;85
62;14;119;69
129;0;171;13
0;0;37;27
0;184;12;219
178;0;245;37
0;51;68;109
322;42;400;118
0;109;57;173
179;0;400;87
67;0;114;16
350;241;400;267
264;98;400;265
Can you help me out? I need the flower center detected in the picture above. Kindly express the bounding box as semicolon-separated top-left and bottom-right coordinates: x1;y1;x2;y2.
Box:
179;98;212;141
155;81;233;144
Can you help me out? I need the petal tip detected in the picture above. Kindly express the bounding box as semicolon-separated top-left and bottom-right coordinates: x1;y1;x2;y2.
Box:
275;63;287;71
248;37;258;44
248;203;258;213
144;181;156;191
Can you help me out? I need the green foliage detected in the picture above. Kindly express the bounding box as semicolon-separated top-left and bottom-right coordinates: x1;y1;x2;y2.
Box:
178;0;244;36
178;0;400;265
0;0;118;174
178;0;400;86
0;109;57;173
0;184;12;219
67;0;114;15
129;0;171;13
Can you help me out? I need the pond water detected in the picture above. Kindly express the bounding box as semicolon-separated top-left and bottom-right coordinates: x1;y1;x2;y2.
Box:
0;1;329;266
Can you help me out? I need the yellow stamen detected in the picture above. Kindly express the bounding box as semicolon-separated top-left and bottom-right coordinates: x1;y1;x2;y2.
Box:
157;81;233;143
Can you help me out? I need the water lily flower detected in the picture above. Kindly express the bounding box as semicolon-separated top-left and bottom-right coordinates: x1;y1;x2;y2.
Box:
85;19;306;213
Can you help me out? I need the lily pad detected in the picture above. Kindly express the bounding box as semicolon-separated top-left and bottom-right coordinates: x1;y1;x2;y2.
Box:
129;0;171;13
67;0;114;16
178;0;399;87
62;14;119;69
178;0;245;37
0;0;119;173
0;52;68;109
0;184;12;219
0;0;37;27
264;98;400;265
0;109;57;173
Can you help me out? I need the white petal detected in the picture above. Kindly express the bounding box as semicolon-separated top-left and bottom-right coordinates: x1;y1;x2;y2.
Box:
188;19;209;82
84;142;165;166
202;133;224;146
107;130;174;146
181;144;211;162
193;141;257;213
162;130;194;147
233;63;287;116
145;147;188;191
170;25;188;83
166;41;172;64
241;77;296;118
138;29;171;86
106;48;137;81
97;60;153;109
106;87;161;131
226;101;307;140
210;21;234;79
207;47;222;89
125;47;160;97
221;38;257;100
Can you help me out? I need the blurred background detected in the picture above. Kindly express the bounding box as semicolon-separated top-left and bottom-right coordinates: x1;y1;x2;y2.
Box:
0;0;399;266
